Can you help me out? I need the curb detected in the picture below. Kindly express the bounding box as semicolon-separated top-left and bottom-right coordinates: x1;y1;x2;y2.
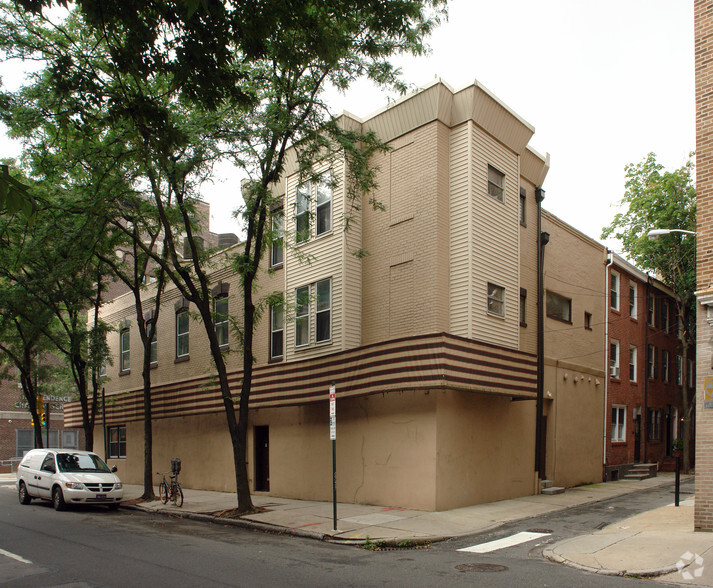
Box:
543;547;682;578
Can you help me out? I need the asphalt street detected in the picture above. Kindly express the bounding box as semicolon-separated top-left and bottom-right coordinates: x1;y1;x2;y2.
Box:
0;476;693;587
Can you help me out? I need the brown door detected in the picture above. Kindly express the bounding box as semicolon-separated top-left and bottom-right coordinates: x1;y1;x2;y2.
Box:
254;426;269;492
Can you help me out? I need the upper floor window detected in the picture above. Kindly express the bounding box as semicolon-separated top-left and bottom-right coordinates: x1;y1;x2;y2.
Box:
295;183;311;244
662;300;670;333
487;165;505;202
270;304;284;360
519;188;526;226
148;320;157;365
610;340;620;379
295;170;333;243
584;311;592;330
487;282;505;317
176;309;190;358
215;296;229;348
316;171;332;236
295;286;310;347
271;208;284;267
316;279;332;343
520;288;527;327
120;328;130;373
629;345;637;382
662;349;670;382
546;291;571;323
629;284;637;318
647;294;655;326
610;271;620;311
647;345;657;380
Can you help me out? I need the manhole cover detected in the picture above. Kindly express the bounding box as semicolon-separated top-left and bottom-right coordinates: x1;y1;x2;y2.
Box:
455;563;508;573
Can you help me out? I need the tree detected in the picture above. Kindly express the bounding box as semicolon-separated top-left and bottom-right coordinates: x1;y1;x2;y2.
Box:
602;152;696;471
1;0;447;514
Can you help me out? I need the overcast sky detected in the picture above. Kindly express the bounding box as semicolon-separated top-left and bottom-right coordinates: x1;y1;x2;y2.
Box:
1;1;695;253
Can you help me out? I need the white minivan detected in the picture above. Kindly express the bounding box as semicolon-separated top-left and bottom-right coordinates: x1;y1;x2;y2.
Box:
17;449;123;511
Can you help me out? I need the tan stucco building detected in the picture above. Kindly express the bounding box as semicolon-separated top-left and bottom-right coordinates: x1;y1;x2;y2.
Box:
66;79;606;511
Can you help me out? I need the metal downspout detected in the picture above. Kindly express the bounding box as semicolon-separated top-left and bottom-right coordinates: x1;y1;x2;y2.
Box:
535;187;546;481
604;251;613;481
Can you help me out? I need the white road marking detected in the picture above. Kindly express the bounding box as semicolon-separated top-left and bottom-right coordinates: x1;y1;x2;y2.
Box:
457;531;551;554
0;548;33;564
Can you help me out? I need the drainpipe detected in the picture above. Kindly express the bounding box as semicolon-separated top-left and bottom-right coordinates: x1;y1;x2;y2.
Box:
535;187;547;481
604;251;614;481
644;277;652;464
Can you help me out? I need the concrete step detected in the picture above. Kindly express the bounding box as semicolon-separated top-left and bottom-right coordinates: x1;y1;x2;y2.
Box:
541;486;565;495
540;479;553;490
623;473;650;481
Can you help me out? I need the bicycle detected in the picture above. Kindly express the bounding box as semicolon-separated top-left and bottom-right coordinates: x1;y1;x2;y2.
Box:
157;471;183;507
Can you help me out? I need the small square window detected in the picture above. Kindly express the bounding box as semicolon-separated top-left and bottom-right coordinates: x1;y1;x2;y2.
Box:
584;312;592;330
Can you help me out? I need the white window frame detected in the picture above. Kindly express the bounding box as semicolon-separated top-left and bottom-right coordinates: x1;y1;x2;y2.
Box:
315;170;332;237
662;300;670;333
487;165;505;202
487;282;505;317
629;345;637;382
612;405;626;442
120;328;130;372
295;182;311;244
610;270;620;311
270;304;284;360
647;344;656;380
176;310;190;358
270;209;284;267
610;340;620;379
648;294;655;326
315;278;332;343
648;408;662;441
295;286;310;348
629;284;637;318
214;296;229;348
662;349;670;382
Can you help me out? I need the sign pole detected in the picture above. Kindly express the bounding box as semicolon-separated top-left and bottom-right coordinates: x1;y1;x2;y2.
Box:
329;382;337;531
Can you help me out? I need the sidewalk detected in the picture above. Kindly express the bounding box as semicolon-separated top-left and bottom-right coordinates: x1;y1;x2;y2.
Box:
4;472;711;582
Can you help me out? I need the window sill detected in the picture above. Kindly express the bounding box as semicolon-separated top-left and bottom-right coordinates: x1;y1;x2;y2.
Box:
150;363;158;370
268;356;284;364
174;355;190;364
486;311;506;320
269;263;284;271
520;322;527;328
118;370;130;377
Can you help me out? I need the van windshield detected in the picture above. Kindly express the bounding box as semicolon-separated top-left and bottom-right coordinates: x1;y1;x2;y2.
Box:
56;453;112;474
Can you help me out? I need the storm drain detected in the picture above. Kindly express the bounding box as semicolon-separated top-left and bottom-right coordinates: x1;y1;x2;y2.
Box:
455;563;508;573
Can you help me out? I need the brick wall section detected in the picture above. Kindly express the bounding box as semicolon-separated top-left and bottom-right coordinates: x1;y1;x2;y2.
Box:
696;0;713;532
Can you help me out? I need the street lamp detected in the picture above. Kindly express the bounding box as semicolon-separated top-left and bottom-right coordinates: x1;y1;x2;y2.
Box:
647;228;696;240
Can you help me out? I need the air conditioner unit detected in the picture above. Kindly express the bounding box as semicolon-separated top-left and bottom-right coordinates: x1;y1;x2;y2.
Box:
610;364;619;378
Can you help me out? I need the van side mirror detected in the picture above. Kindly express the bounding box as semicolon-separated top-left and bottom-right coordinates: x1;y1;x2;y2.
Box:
111;466;118;473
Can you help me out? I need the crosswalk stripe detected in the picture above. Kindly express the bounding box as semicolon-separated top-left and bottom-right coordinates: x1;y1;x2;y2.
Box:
457;531;551;554
0;548;33;564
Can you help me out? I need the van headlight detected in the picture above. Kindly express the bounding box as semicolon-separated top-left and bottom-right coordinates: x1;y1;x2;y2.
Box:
64;482;85;490
114;483;123;490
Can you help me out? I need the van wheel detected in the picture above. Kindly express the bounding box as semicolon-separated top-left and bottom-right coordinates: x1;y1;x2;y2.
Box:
52;486;66;511
18;482;31;505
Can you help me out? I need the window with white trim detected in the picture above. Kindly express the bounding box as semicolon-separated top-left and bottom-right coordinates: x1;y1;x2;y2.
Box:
647;294;655;326
270;304;284;360
662;300;670;333
215;296;229;348
316;171;332;236
648;408;662;441
629;345;637;382
295;183;310;244
176;309;190;358
120;328;130;373
271;209;284;267
487;283;505;317
610;271;620;311
487;165;505;202
647;345;657;380
629;284;637;318
315;279;331;343
610;340;620;379
662;349;670;382
295;286;310;347
612;406;626;442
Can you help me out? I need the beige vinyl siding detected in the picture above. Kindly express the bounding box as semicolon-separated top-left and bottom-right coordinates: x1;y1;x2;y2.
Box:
449;121;519;350
449;122;472;337
341;159;362;351
285;160;347;362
